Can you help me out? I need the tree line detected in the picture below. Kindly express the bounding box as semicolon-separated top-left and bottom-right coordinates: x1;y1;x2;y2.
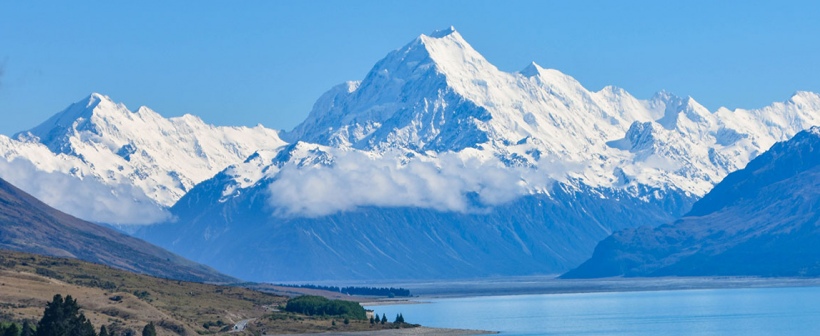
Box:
284;295;367;320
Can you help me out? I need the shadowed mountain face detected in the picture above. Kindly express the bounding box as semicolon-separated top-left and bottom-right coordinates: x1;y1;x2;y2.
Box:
0;177;235;283
564;128;820;278
139;181;693;282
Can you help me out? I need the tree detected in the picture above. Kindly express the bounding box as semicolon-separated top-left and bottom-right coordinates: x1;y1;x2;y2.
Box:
381;314;386;325
3;324;19;336
343;318;349;325
394;313;404;324
35;294;97;336
141;323;156;336
20;322;34;336
369;316;375;324
98;326;109;336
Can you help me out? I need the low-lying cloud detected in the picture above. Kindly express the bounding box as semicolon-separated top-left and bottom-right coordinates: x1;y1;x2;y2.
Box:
267;150;556;217
0;157;169;225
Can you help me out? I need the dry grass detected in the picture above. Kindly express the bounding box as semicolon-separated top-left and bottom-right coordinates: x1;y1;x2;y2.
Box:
0;249;441;335
0;250;285;335
0;250;433;335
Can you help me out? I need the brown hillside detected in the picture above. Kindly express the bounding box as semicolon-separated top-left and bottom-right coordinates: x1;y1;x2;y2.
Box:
0;177;233;283
0;249;285;335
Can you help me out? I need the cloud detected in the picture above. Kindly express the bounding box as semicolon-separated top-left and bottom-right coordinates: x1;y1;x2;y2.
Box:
267;149;555;217
0;157;170;225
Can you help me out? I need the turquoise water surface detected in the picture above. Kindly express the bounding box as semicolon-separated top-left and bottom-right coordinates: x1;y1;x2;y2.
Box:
366;286;820;335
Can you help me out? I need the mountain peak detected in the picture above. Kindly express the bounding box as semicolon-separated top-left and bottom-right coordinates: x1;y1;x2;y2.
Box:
73;92;117;115
651;89;674;101
427;26;458;38
520;61;543;77
88;92;113;104
287;26;498;150
16;92;123;142
655;94;712;130
414;27;497;82
415;27;476;61
787;91;820;106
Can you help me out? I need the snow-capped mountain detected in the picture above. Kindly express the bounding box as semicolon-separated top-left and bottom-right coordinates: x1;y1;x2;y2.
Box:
4;26;820;280
283;27;820;200
0;93;285;224
135;28;820;281
564;127;820;278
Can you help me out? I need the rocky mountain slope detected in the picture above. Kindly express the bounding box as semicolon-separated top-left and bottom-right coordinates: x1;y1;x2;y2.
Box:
0;177;234;283
563;127;820;278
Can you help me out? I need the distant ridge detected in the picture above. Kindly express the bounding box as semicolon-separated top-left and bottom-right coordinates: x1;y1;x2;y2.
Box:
0;177;235;283
564;127;820;278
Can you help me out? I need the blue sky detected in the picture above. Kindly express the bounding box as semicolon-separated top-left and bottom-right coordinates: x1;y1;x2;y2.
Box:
1;1;818;135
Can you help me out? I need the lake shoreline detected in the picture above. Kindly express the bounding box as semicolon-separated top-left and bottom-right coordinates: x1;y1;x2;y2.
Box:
360;276;820;304
363;286;820;335
267;326;498;336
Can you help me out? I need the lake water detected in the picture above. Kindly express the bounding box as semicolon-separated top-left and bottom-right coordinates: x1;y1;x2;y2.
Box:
366;286;820;335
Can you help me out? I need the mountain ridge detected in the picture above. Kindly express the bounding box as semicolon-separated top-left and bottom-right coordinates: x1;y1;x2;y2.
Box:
0;93;286;223
563;126;820;278
3;29;819;221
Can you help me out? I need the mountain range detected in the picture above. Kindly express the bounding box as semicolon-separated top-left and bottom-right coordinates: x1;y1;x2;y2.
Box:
564;126;820;278
1;93;284;224
2;27;820;281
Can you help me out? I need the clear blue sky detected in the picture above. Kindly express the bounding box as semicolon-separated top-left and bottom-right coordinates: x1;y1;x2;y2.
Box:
1;1;818;135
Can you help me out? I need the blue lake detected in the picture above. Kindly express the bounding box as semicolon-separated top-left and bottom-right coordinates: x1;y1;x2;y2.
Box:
366;286;820;335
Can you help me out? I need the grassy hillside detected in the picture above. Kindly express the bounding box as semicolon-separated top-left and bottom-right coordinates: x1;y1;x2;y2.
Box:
0;177;233;283
0;249;284;335
0;249;423;335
